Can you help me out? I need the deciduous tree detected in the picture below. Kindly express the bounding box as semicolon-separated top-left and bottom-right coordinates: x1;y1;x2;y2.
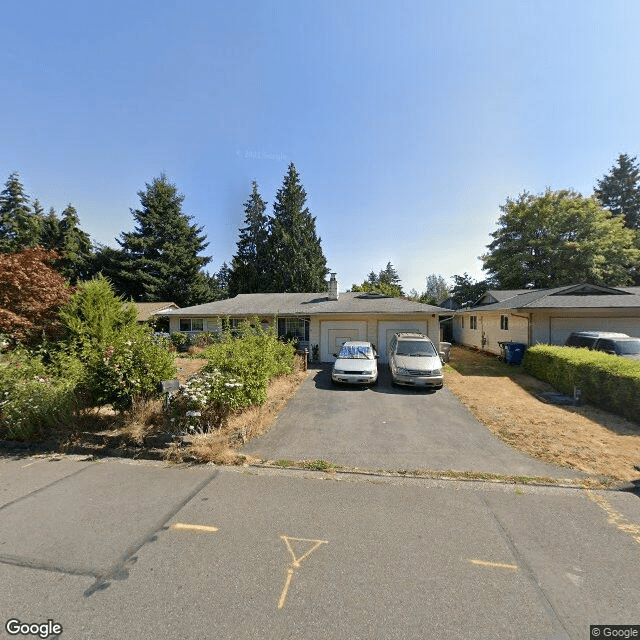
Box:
0;247;72;344
482;189;640;288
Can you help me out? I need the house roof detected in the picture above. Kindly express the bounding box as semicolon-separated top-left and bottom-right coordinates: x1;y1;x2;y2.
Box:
165;292;447;317
133;302;179;322
460;284;640;312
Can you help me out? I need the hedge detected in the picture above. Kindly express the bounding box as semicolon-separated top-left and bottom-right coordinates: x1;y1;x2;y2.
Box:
523;344;640;422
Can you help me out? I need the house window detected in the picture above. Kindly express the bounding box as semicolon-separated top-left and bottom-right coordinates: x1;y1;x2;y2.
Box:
179;318;204;332
460;317;464;329
500;315;509;331
470;316;478;330
277;317;309;341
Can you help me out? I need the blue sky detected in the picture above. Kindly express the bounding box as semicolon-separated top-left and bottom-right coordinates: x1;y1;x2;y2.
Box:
3;0;640;294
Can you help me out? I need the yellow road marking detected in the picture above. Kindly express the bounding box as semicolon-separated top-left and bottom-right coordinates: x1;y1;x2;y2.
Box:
278;569;294;609
585;490;640;545
170;523;219;533
468;559;518;571
278;535;328;609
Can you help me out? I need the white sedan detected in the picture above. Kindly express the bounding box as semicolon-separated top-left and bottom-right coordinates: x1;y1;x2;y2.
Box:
331;341;378;386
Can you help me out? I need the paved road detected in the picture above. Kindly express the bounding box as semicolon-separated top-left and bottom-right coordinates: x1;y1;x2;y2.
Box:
1;455;638;640
243;365;584;479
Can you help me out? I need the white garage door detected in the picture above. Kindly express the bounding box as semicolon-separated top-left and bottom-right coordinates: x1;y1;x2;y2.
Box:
550;317;640;345
377;320;429;363
320;321;368;362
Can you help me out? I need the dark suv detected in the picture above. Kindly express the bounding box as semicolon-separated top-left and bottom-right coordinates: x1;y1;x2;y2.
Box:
592;337;640;360
564;331;629;349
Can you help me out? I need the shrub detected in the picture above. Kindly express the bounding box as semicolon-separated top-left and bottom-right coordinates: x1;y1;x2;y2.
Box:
191;331;219;347
166;321;296;432
168;368;248;432
59;275;138;355
0;347;80;440
60;277;176;410
523;344;640;422
200;321;295;406
170;331;191;350
88;326;176;411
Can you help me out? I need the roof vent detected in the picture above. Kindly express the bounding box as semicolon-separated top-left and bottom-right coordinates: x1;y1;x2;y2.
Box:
328;273;338;301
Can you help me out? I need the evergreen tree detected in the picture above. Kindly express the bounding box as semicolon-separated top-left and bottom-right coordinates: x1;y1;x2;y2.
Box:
0;172;42;253
215;262;232;299
264;163;328;292
228;181;269;296
113;174;213;306
39;207;60;251
378;261;403;294
595;153;640;230
56;204;94;283
37;204;94;284
350;262;404;297
450;273;490;306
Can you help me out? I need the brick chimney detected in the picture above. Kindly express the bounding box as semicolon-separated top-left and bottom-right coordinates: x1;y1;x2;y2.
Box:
328;273;338;300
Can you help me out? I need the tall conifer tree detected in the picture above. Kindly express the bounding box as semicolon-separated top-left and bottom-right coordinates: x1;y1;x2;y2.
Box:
264;163;327;292
0;172;42;253
229;181;269;296
595;153;640;230
112;174;213;306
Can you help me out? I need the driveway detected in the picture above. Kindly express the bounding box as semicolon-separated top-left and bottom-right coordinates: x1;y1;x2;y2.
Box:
242;365;585;479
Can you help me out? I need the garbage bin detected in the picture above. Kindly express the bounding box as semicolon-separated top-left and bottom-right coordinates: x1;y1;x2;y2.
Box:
504;342;525;365
439;342;451;362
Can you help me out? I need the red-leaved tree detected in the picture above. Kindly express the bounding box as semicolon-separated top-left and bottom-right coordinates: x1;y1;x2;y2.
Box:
0;247;73;344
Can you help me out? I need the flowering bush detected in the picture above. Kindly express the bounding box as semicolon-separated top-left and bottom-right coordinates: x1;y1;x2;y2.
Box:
89;327;176;411
0;347;79;440
168;368;247;432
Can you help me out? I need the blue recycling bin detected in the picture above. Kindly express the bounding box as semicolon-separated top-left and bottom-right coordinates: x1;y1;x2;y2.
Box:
504;342;525;365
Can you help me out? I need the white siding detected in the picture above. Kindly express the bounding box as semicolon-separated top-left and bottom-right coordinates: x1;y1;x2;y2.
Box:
454;312;528;355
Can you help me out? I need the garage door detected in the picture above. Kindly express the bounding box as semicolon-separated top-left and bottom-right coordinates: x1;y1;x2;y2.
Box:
550;317;640;345
377;320;429;363
320;321;368;362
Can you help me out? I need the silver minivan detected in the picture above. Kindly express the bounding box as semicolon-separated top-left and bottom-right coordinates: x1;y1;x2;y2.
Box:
387;332;443;389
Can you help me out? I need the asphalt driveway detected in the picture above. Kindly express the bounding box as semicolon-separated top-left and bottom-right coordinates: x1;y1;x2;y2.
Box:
242;365;585;479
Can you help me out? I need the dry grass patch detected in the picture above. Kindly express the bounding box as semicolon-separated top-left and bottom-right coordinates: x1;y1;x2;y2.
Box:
118;397;166;445
445;346;640;482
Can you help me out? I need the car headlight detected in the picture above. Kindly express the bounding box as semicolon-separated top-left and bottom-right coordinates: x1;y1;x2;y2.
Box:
396;367;410;375
333;369;344;375
431;369;442;376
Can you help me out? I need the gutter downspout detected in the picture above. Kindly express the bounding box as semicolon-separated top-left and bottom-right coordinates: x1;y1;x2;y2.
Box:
509;311;531;346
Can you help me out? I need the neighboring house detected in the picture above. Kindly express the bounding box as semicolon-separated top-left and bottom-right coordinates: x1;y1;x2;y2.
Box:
453;283;640;355
133;302;179;330
164;274;449;363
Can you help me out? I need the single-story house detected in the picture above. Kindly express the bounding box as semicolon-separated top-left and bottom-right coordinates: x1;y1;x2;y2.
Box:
133;302;179;331
164;274;449;363
453;283;640;355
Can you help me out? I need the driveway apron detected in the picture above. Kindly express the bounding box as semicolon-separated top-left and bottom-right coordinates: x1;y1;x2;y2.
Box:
242;365;585;479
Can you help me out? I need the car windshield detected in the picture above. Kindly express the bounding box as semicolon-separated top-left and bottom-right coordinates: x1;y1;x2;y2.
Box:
337;345;374;359
617;339;640;355
396;340;436;356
